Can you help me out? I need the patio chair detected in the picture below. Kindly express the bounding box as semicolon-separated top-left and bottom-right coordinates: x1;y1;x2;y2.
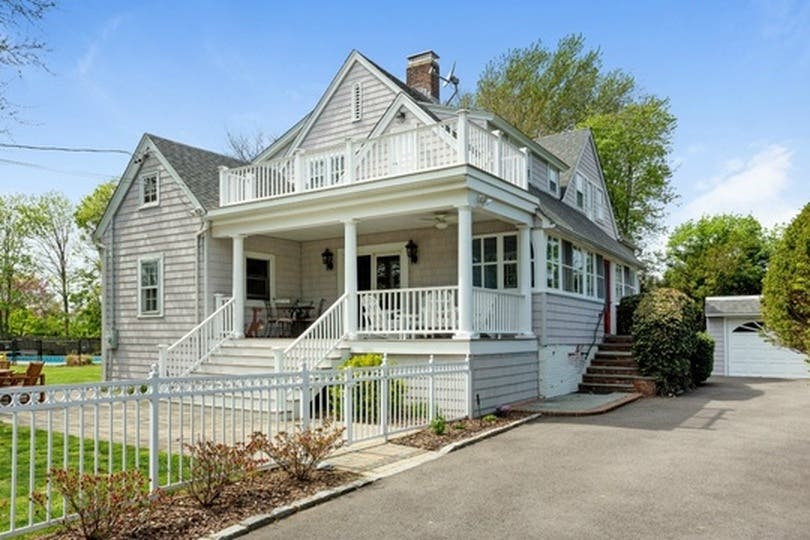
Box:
10;361;46;386
360;295;402;336
264;299;293;337
419;291;458;335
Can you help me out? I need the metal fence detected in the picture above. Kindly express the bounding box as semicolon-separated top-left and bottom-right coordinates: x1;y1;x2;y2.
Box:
0;338;102;362
0;356;469;538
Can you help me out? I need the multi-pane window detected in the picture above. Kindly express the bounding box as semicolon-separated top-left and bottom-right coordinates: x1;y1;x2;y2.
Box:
548;166;559;195
614;264;638;300
352;82;363;122
138;256;162;316
562;242;584;294
576;175;585;209
472;234;520;290
546;237;560;289
246;258;270;301
141;174;158;206
596;254;606;299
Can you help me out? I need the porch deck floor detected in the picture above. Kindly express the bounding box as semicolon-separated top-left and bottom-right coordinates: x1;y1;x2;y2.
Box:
515;392;642;417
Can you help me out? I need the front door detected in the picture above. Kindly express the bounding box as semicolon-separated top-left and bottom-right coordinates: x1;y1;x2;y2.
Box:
357;253;401;291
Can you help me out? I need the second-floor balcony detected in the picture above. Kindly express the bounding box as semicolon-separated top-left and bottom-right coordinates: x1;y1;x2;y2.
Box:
218;111;529;207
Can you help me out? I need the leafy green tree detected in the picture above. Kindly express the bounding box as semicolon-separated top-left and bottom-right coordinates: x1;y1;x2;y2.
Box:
466;34;677;243
74;180;116;240
663;214;772;303
762;204;810;354
27;191;76;336
0;194;36;337
581;98;676;240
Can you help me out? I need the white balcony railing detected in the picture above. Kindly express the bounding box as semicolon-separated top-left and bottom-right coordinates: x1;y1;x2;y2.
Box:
472;288;523;335
219;112;529;207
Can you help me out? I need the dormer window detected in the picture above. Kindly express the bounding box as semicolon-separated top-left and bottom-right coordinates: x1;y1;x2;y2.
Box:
140;173;159;208
352;82;363;122
548;166;559;195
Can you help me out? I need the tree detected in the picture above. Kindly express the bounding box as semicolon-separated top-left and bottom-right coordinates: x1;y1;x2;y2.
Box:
582;98;677;240
225;129;273;162
0;0;55;130
467;34;677;243
73;180;116;337
27;191;76;336
663;214;772;303
762;204;810;354
0;194;35;337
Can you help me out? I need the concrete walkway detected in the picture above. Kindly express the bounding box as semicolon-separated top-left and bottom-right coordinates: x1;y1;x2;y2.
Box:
516;391;642;416
245;377;810;540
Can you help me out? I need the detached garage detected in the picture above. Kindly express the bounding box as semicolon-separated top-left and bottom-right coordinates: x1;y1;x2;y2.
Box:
705;296;809;378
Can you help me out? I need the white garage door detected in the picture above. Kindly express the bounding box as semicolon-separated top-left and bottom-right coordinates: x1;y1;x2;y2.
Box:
728;320;809;378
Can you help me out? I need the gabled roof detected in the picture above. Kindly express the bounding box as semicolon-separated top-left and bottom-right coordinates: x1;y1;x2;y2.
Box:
705;296;762;317
535;128;591;188
146;134;245;210
533;186;640;266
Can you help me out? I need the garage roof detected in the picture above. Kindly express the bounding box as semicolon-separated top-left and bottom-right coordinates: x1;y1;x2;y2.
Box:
705;295;762;317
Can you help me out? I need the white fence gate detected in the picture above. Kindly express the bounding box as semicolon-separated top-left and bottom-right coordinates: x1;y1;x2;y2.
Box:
0;357;469;538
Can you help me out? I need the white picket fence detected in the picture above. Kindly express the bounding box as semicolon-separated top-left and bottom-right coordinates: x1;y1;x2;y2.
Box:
0;357;469;538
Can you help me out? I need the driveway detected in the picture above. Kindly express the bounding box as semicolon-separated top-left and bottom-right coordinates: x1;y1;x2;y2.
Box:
246;377;810;539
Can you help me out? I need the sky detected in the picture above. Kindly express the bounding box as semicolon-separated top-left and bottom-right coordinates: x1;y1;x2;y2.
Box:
0;0;808;242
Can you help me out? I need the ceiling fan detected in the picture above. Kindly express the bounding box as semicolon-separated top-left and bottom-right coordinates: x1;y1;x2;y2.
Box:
419;212;457;230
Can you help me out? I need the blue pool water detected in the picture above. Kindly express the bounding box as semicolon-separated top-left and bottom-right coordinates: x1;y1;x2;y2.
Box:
5;355;101;365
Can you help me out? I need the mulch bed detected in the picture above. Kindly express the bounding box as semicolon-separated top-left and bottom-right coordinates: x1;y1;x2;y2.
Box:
43;468;357;540
393;411;534;451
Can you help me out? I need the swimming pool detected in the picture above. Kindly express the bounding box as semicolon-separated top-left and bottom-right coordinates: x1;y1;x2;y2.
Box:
4;355;101;365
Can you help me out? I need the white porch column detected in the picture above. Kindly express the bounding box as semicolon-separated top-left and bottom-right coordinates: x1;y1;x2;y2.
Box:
518;225;534;337
231;234;246;338
608;259;618;335
344;220;358;339
456;205;474;339
532;228;547;292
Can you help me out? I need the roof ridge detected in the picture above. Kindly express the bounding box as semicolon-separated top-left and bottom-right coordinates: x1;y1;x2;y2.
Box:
145;132;246;164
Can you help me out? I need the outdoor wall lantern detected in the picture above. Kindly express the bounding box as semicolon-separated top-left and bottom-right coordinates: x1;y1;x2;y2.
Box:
406;239;418;264
321;248;334;271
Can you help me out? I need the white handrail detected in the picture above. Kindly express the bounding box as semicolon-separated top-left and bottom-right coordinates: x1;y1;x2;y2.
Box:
283;293;348;371
160;296;235;377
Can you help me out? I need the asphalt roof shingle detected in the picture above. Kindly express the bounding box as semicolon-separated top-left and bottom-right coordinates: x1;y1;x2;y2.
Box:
535;129;591;188
146;134;245;210
705;296;762;317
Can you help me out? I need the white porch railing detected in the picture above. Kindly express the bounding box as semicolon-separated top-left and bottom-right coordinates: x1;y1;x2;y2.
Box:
0;359;469;538
282;293;348;371
219;112;528;206
472;288;524;335
357;286;460;336
159;296;235;377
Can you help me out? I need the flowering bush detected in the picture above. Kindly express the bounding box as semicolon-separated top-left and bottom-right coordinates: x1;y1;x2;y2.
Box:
185;439;261;508
250;419;345;481
33;468;153;540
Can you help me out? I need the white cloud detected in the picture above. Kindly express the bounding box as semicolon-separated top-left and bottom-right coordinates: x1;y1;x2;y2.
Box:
675;144;800;228
76;15;123;78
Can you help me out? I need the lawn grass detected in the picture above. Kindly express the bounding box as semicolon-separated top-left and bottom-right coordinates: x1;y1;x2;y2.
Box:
40;364;103;386
0;421;185;534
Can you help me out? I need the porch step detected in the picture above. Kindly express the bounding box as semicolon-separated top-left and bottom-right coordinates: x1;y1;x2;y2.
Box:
603;334;633;343
598;342;634;352
594;350;633;358
581;373;652;386
586;365;642;376
578;382;637;394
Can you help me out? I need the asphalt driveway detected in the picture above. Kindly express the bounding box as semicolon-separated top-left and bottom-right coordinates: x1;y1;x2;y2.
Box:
246;377;810;539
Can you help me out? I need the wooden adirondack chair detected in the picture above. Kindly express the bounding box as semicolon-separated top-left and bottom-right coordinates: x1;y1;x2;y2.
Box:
10;362;46;386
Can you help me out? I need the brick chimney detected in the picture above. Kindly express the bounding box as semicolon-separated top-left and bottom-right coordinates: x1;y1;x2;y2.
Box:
406;51;440;102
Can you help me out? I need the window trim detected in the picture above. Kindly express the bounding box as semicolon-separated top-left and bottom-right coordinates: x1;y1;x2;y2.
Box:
542;234;609;302
548;166;559;196
139;173;160;209
351;81;363;122
137;253;164;318
245;251;276;305
472;232;524;291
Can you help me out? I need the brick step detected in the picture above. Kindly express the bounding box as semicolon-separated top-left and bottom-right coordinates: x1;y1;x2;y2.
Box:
594;350;633;358
582;373;651;385
598;342;633;352
578;382;637;394
586;366;642;376
590;357;638;368
603;334;633;343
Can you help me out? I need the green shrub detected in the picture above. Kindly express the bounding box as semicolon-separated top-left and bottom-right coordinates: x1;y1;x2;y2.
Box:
185;439;259;508
482;414;497;423
691;332;715;385
329;354;406;423
617;294;644;335
632;288;701;395
430;415;446;435
762;203;810;354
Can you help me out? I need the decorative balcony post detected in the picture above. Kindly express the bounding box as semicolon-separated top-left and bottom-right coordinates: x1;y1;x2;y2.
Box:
518;224;534;337
344;138;355;184
455;204;474;339
457;109;469;164
344;219;358;339
294;149;305;192
218;166;229;206
492;130;503;177
231;234;246;339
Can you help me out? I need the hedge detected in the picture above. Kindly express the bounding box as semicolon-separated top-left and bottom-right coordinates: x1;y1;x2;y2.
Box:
616;294;644;335
632;288;701;395
691;332;715;385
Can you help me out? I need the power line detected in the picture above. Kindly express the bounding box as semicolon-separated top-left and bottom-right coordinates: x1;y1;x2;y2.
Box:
0;143;131;155
0;157;116;179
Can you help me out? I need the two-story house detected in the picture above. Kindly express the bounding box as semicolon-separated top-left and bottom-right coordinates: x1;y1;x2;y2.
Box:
94;50;640;409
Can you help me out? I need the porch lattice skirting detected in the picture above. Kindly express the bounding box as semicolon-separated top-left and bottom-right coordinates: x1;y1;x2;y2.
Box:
0;358;469;538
